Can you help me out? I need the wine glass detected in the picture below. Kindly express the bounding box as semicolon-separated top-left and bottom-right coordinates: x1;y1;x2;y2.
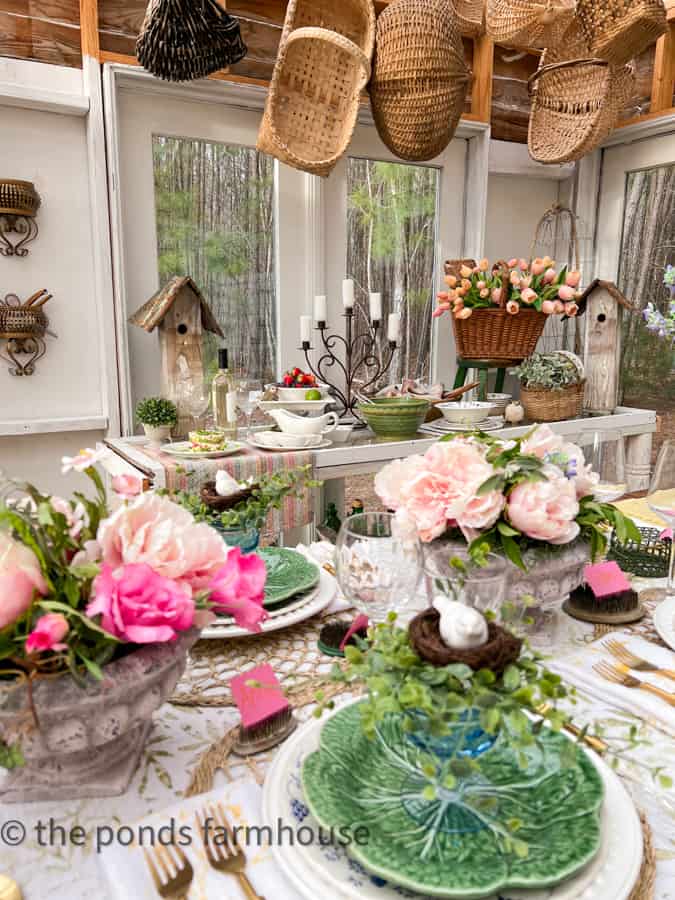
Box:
336;512;424;624
236;378;264;440
584;430;627;503
647;440;675;596
423;547;507;617
182;381;210;434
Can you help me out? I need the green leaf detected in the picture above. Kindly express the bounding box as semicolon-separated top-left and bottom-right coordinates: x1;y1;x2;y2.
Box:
658;774;673;790
76;651;103;680
502;664;520;692
500;533;525;570
497;521;520;537
477;474;506;496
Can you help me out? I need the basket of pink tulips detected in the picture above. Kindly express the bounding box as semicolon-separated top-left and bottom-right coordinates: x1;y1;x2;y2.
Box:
434;257;582;363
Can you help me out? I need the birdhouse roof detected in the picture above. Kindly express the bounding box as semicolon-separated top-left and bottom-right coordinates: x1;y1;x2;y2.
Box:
577;279;634;314
128;276;224;337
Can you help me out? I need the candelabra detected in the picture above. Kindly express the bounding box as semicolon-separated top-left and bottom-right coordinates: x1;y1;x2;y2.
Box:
301;309;397;425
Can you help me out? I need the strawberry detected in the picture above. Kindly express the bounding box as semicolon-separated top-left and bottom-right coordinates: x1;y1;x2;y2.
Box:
283;374;294;386
292;367;302;378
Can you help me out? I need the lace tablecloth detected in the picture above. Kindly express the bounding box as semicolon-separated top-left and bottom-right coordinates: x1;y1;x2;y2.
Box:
2;576;674;900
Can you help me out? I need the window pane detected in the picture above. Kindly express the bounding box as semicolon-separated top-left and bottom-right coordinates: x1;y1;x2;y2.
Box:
618;164;675;455
152;135;277;381
347;159;440;384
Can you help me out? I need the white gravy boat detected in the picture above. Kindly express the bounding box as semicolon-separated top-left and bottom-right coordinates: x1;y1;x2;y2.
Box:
267;408;339;436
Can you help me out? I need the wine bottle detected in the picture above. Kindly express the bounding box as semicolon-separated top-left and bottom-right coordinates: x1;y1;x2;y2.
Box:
211;348;237;439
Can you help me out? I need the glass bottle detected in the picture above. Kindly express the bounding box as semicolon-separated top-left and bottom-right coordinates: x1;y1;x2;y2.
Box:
211;349;237;439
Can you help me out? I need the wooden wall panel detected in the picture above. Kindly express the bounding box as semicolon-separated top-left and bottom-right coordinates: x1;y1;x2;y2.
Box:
0;11;81;65
98;0;144;36
0;1;79;24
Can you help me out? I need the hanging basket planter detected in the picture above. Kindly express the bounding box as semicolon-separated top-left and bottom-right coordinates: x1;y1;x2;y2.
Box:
486;0;575;50
136;0;247;82
575;0;667;67
454;0;485;37
369;0;470;162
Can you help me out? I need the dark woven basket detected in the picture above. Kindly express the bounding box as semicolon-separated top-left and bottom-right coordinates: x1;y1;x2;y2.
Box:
609;527;670;579
408;609;522;674
0;180;41;217
0;307;48;339
200;480;256;513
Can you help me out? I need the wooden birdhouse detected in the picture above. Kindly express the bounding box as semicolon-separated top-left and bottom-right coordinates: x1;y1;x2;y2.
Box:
579;279;634;415
128;276;224;434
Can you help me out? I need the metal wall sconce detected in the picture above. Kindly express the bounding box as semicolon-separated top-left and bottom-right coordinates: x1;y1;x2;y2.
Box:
0;291;55;376
0;180;41;258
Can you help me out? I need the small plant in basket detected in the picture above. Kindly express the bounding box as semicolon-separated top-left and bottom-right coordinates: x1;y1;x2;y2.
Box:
513;352;583;390
433;256;582;320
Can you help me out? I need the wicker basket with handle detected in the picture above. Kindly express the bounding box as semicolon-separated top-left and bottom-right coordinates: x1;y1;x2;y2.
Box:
368;0;470;162
520;381;585;422
445;259;547;364
454;0;485;36
575;0;667;67
257;0;375;177
486;0;575;49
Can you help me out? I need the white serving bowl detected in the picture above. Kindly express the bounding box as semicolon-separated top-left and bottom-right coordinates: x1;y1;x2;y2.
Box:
275;384;330;402
256;431;323;449
487;393;512;416
436;401;493;425
330;424;354;443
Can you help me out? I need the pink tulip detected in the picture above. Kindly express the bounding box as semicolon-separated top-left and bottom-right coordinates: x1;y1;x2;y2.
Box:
432;305;449;318
88;563;195;643
446;289;457;301
519;258;529;271
26;613;69;654
521;288;537;304
558;284;575;302
208;548;267;632
542;256;554;268
0;532;48;630
461;279;472;292
460;265;473;279
531;259;546;276
453;298;464;310
553;300;565;314
519;276;532;289
479;288;489;299
491;288;502;304
476;280;486;291
543;267;557;284
437;291;449;302
506;300;520;315
564;302;579;317
566;271;581;288
542;300;556;315
478;258;489;271
508;258;518;268
456;308;473;320
444;274;457;288
111;475;143;499
509;271;521;286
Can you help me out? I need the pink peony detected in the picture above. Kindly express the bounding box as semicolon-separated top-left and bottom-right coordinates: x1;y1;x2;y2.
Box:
208;548;267;632
374;455;424;510
542;300;556;314
458;491;504;538
26;613;69;654
87;563;195;643
50;496;88;539
397;469;453;542
543;267;557;284
506;300;520;315
558;284;575;302
97;493;229;591
508;466;580;545
566;271;581;288
0;532;48;629
111;475;143;499
531;259;546;276
521;424;564;459
521;288;537;304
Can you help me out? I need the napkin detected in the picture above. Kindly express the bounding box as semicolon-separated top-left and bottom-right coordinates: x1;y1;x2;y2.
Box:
294;541;353;614
549;634;675;737
99;780;296;900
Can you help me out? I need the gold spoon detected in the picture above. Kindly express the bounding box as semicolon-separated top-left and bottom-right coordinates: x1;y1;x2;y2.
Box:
0;874;22;900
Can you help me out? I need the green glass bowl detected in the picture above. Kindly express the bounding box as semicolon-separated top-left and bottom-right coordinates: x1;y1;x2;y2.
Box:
358;397;430;438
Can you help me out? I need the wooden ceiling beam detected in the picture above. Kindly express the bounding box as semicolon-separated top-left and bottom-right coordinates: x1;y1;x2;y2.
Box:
651;21;675;112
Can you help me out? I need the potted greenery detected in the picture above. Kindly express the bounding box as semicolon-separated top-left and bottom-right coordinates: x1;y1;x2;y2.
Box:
136;396;177;444
513;352;585;422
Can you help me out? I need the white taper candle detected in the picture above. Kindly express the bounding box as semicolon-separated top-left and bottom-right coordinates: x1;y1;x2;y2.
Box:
300;315;312;343
342;279;355;309
369;292;382;321
387;312;401;343
314;295;327;323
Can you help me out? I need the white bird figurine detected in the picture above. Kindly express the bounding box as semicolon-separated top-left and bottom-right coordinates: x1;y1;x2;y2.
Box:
215;470;241;497
432;597;489;650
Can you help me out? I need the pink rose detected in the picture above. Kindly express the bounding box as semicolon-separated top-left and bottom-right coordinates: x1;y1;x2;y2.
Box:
542;300;556;314
0;532;48;629
208;548;267;632
506;300;519;315
531;259;545;276
564;302;579;317
566;271;581;288
97;493;229;591
521;424;564;459
374;455;425;510
88;563;195;643
521;288;537;304
50;496;88;540
508;466;580;545
558;284;575;302
111;474;143;499
26;613;69;654
543;267;557;284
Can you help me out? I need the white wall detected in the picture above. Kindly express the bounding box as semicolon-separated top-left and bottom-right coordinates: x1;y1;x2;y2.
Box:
0;61;108;494
484;173;560;263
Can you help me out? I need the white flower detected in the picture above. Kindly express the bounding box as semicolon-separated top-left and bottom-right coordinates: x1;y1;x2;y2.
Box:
50;496;89;539
61;447;108;474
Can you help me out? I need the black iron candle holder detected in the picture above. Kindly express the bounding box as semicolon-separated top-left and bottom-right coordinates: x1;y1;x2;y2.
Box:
301;309;397;425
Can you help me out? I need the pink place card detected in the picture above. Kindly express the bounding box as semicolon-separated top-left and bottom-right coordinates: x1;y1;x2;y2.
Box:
584;561;631;598
230;664;289;729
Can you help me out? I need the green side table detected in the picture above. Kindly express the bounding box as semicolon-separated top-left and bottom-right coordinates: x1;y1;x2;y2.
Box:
453;358;512;401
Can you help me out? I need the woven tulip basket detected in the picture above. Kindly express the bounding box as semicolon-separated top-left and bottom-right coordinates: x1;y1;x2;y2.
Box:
520;381;584;423
452;308;547;364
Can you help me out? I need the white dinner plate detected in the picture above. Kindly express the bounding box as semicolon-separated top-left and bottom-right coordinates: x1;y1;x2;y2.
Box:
201;567;336;638
248;436;332;452
262;701;643;900
654;594;675;651
419;416;505;436
161;440;245;459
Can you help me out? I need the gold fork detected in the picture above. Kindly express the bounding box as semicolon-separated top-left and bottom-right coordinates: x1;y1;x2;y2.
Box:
143;844;193;899
593;660;675;706
196;802;265;900
604;638;675;682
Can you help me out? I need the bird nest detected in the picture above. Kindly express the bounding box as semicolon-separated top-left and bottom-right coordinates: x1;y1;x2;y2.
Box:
408;609;522;674
199;480;257;512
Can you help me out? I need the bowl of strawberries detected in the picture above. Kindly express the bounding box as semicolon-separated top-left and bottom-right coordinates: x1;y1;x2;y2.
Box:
276;368;330;402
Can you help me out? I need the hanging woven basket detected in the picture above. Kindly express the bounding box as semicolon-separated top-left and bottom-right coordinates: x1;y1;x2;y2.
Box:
257;0;375;177
454;0;485;37
575;0;667;67
369;0;470;162
136;0;247;82
486;0;575;50
528;53;635;165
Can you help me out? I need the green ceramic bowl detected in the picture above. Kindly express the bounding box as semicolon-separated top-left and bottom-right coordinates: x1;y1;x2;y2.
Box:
358;397;430;438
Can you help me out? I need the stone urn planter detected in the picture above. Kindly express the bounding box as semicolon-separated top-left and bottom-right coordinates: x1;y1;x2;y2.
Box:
0;629;198;803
